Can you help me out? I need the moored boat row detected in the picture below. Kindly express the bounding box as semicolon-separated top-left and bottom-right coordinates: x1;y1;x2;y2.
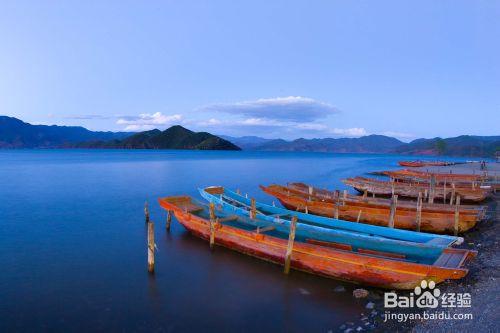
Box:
159;193;476;290
260;183;485;234
156;160;491;291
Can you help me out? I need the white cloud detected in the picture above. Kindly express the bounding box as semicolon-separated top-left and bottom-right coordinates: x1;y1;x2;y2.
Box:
381;131;415;139
117;112;182;131
330;127;368;136
200;96;339;121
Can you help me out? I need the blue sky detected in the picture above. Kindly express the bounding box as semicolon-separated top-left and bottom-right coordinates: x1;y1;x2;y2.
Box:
0;1;498;141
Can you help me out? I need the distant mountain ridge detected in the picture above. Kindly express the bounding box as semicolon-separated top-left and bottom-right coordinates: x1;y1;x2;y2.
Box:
0;116;130;148
1;116;498;156
222;134;499;157
75;125;240;150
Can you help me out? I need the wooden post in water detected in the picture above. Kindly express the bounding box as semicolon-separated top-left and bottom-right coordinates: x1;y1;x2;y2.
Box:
144;201;150;224
428;175;436;204
454;195;461;236
342;190;347;205
450;183;455;205
415;192;422;232
333;190;340;219
390;178;395;196
388;195;398;228
166;210;172;231
250;198;256;219
147;220;155;274
308;186;313;201
443;180;447;204
284;216;298;275
356;210;362;222
209;202;216;249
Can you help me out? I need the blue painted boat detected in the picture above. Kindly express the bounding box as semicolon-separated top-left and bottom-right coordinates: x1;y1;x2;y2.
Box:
199;186;464;264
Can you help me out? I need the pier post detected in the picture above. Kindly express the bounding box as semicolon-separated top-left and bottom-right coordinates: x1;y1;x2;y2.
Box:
342;190;347;205
166;210;172;231
428;175;436;204
388;195;398;228
443;180;447;204
390;178;395;196
308;186;313;200
284;216;298;275
333;190;340;219
250;198;256;219
147;221;155;274
450;183;456;205
209;202;216;249
144;201;150;224
454;196;461;236
415;192;422;232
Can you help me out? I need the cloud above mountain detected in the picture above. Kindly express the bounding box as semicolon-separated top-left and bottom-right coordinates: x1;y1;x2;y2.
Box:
116;112;182;131
200;96;339;122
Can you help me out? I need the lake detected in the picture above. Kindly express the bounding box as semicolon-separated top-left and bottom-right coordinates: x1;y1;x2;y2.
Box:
0;150;468;332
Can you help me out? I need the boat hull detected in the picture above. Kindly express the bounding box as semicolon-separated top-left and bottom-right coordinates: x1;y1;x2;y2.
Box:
262;185;479;234
162;203;471;290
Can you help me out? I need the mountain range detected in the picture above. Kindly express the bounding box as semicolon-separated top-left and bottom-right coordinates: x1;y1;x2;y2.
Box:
74;125;240;150
1;116;498;157
0;116;239;150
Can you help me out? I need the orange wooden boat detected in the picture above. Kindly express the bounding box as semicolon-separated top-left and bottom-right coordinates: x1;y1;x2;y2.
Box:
343;177;490;202
286;182;484;213
383;169;488;184
158;195;476;290
260;184;484;234
398;161;454;167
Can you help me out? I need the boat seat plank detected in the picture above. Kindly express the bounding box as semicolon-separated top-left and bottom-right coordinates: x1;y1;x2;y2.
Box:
306;239;352;251
434;251;467;268
358;248;406;259
218;215;239;223
256;225;276;233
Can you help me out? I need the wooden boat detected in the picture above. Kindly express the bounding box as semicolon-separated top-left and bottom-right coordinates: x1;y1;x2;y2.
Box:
158;195;476;290
286;182;486;216
260;184;485;234
383;169;488;184
200;186;463;263
343;176;490;202
399;161;454;167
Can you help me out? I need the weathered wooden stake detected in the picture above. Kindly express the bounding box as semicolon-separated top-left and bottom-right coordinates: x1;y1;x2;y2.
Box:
415;192;422;232
454;195;461;236
209;202;216;249
147;220;155;273
166;210;172;231
450;183;456;206
443;180;447;203
388;195;398;228
390;178;395;196
250;198;256;219
342;190;347;205
308;186;313;200
356;210;362;222
334;200;339;219
284;216;298;274
144;201;150;224
428;175;436;204
305;205;308;214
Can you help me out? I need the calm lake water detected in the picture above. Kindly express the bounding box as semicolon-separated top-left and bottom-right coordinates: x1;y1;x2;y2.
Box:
0;150;468;332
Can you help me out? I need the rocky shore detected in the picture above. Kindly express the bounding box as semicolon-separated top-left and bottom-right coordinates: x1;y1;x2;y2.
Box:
335;162;499;332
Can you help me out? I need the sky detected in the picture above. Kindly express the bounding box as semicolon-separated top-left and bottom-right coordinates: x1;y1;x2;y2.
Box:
0;1;499;141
